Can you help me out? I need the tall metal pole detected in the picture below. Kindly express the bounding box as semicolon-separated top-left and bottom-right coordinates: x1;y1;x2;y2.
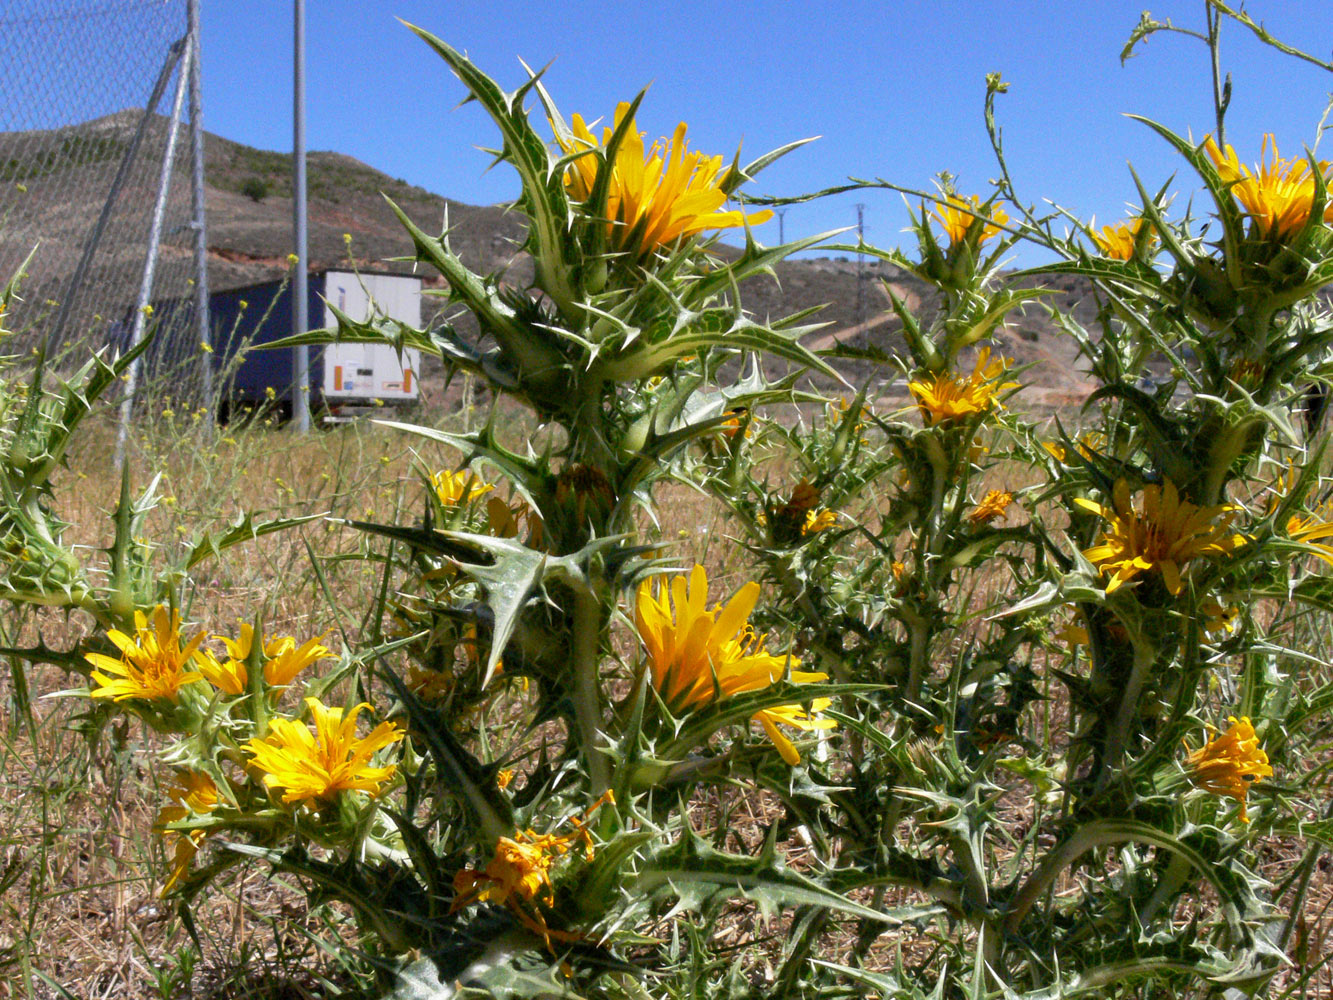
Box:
291;0;311;432
777;208;786;245
115;33;192;469
855;203;866;327
187;0;211;412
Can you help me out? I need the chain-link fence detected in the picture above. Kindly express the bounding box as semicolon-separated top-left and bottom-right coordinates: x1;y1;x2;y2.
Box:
0;0;208;404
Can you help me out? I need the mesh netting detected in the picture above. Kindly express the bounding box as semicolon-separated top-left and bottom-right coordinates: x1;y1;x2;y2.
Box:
0;0;206;397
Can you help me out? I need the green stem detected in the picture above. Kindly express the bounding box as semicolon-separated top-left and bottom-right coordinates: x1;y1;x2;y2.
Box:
904;607;931;703
571;583;610;795
1099;637;1156;787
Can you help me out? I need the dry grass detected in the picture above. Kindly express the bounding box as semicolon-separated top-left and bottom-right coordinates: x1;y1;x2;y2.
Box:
2;399;1332;998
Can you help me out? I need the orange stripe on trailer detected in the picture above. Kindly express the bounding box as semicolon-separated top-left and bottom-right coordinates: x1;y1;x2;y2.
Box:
404;369;412;393
334;365;343;391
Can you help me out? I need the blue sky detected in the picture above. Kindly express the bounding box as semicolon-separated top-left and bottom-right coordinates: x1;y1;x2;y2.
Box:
197;2;1333;262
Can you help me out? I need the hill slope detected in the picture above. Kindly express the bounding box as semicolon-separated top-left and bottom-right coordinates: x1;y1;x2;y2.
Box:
0;115;1095;397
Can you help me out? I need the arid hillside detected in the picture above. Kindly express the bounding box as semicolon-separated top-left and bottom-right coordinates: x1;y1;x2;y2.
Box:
2;114;1099;401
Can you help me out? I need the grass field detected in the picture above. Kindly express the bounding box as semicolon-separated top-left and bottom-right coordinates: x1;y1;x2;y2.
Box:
3;394;1331;999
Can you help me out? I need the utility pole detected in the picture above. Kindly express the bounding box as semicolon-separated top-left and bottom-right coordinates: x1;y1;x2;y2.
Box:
855;203;866;327
777;208;787;245
291;0;311;432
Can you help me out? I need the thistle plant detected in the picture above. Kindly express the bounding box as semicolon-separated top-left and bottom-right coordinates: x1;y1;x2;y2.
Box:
15;6;1333;1000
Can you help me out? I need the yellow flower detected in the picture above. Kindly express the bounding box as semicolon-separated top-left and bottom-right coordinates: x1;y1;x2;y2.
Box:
432;469;493;507
634;565;835;765
803;509;838;535
909;347;1019;426
1200;598;1240;636
1055;619;1090;648
1205;134;1333;239
406;664;454;701
244;697;404;808
452;792;614;947
264;633;332;686
1185;716;1272;823
195;648;247;696
87;607;207;703
1089;217;1153;260
968;489;1014;525
558;102;773;260
933;194;1009;246
1286;502;1333;566
201;623;331;694
496;768;515;790
1075;480;1246;595
155;770;218;894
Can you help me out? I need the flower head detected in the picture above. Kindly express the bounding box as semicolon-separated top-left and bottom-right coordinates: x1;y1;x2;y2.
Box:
199;623;331;694
1090;217;1153;260
933;194;1009;246
452;791;613;947
969;489;1014;525
1185;716;1272;822
558;103;772;260
634;565;834;764
155;769;218;893
244;697;404;808
1205;134;1333;239
1075;480;1245;595
910;347;1019;426
433;470;492;507
803;509;838;535
87;607;207;703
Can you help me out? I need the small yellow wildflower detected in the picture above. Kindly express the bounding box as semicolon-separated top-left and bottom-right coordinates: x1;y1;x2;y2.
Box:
1185;716;1272;823
1076;480;1246;595
87;607;207;703
1089;217;1153;260
432;469;492;507
635;565;834;765
1205;134;1333;239
933;194;1009;246
155;770;218;894
968;489;1014;525
496;768;515;790
910;347;1019;426
803;509;838;535
557;103;772;260
244;697;404;808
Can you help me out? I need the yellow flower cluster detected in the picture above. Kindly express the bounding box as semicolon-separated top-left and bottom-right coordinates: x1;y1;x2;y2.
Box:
968;489;1013;525
452;791;614;947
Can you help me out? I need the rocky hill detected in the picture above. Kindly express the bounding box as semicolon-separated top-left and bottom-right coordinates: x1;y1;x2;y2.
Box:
0;115;1097;402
